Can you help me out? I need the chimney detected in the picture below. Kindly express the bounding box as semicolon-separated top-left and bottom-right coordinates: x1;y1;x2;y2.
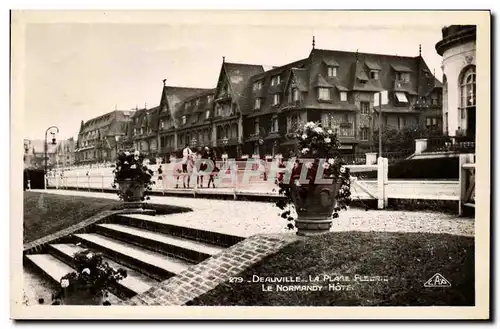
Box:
163;79;167;86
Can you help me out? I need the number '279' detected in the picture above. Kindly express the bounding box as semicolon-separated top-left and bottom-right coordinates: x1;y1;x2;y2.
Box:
228;277;244;283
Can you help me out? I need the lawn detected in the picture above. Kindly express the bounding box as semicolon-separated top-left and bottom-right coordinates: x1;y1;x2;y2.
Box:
190;231;474;306
23;191;121;243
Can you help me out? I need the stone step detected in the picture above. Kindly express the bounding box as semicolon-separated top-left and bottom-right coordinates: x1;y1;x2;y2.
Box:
73;233;191;281
24;253;121;304
48;243;157;298
25;254;74;283
95;223;225;263
117;213;245;248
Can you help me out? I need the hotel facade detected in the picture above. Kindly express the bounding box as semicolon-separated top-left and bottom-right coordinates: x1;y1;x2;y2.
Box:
75;44;443;163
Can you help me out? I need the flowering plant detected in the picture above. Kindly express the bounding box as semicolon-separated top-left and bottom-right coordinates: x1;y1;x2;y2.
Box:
111;150;155;201
55;249;127;305
275;121;352;230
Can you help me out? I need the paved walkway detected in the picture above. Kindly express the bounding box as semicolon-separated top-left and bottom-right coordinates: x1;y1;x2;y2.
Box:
30;189;474;238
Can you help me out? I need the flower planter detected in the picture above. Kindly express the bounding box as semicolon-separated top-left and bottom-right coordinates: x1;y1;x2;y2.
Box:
289;179;341;236
60;288;107;305
118;179;145;210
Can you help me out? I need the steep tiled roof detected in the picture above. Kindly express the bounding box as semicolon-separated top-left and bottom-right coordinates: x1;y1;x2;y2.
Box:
223;62;264;101
289;68;309;92
176;89;216;129
78;110;133;145
160;86;212;127
243;58;309;115
244;48;439;119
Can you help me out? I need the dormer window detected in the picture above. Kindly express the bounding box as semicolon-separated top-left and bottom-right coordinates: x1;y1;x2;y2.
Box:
340;91;348;102
327;66;337;77
370;70;379;80
273;94;281;106
318;88;330;100
396;72;410;82
293;88;300;101
207;95;213;103
205;110;210;119
254;98;261;110
271;75;281;86
182;116;186;124
160;120;165;129
253;81;263;91
195;99;200;107
140;128;144;135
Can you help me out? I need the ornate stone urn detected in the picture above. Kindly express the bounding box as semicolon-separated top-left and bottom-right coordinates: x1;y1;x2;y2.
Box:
118;178;145;210
290;179;341;236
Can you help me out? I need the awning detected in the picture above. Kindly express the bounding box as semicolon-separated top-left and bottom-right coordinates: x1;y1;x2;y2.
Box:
322;58;339;67
365;61;381;70
395;92;408;103
391;64;412;72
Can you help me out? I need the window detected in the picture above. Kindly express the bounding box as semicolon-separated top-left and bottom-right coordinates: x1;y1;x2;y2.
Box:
205;110;210;119
360;101;370;114
396;72;410;82
160;120;164;129
327;66;337;77
293;88;300;101
254;120;259;135
432;118;437;125
207;95;213;103
273;94;280;106
360;127;370;141
426;117;431;127
271;75;281;86
271;117;279;132
253;81;262;91
398;116;406;129
340;92;347;102
182;116;186;124
195;99;200;107
254;98;261;110
460;66;476;108
370;71;379;80
395;92;408;103
318;88;330;100
133;128;137;135
140;128;144;135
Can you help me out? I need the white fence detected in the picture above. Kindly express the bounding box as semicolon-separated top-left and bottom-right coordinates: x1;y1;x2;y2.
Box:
42;156;473;213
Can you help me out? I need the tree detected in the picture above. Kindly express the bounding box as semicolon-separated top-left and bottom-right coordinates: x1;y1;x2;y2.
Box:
371;125;444;153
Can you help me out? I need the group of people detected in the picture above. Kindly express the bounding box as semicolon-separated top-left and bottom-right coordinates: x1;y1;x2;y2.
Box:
176;143;220;189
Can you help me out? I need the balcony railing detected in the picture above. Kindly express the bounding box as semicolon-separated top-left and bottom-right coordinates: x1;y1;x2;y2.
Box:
426;136;476;153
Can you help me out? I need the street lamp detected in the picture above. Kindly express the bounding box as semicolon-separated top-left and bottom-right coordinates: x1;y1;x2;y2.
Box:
114;135;121;161
222;136;228;156
44;126;59;189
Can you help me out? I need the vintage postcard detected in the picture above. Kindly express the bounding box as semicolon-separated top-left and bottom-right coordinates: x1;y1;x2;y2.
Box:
10;10;490;320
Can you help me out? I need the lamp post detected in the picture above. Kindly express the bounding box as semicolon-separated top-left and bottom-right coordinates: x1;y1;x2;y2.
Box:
114;135;121;161
222;136;228;154
44;126;59;189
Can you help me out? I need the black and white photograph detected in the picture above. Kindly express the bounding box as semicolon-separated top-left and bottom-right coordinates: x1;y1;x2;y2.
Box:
10;10;490;320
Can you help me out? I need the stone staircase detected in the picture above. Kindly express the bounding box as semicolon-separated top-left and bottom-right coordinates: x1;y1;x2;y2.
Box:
24;212;244;304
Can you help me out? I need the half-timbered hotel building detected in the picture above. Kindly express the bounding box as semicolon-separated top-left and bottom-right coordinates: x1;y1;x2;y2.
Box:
77;42;443;163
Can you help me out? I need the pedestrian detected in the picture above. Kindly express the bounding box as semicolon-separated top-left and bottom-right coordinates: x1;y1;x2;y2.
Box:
207;147;218;188
198;146;209;188
181;143;193;188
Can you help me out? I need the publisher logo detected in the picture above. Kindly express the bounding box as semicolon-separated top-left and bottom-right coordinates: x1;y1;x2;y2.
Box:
424;273;451;288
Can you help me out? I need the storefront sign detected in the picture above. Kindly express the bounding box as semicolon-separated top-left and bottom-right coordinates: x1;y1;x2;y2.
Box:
339;145;353;150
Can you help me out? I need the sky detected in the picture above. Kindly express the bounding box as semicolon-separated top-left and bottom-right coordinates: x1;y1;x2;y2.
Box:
22;11;446;141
